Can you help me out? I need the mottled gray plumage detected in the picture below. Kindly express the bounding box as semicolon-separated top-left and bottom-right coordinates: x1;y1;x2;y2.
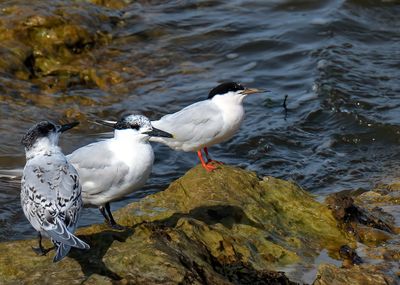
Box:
21;121;89;262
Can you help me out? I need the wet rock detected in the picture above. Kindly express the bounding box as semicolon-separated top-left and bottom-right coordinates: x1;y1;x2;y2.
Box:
313;264;396;285
0;165;351;284
338;245;362;268
0;0;127;92
320;182;400;284
83;0;133;9
325;189;395;244
0;40;33;80
0;0;186;121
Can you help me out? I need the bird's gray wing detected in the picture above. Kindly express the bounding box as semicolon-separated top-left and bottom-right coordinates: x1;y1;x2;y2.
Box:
67;142;129;196
152;100;224;144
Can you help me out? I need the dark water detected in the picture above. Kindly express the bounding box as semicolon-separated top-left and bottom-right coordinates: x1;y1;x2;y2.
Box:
0;0;399;247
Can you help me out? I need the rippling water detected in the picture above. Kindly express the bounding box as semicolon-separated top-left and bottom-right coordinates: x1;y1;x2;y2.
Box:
0;0;399;247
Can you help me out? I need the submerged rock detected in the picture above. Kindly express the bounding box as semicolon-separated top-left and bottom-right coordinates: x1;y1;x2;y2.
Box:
338;245;362;268
0;165;351;284
318;183;400;285
82;0;134;9
0;0;133;94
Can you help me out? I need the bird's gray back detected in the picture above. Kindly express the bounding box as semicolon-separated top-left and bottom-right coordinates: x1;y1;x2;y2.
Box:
67;139;134;205
151;100;224;151
67;140;111;170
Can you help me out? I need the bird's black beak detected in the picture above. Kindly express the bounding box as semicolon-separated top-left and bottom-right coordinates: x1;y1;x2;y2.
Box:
58;122;79;133
94;119;117;128
241;88;267;95
147;127;173;138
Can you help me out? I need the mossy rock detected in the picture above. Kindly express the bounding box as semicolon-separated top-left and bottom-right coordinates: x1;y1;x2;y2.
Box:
0;1;120;91
116;165;352;262
0;165;351;284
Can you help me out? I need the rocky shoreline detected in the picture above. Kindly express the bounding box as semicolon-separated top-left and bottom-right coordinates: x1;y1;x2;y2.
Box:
1;165;398;284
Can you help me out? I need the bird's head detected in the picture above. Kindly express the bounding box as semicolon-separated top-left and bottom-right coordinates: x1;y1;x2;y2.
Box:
207;82;263;103
96;114;173;141
21;121;79;151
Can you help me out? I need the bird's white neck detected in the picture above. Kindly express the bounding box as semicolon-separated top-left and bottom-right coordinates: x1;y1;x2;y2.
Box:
110;129;153;166
210;92;246;133
25;137;61;160
211;92;246;107
211;93;246;116
113;129;149;144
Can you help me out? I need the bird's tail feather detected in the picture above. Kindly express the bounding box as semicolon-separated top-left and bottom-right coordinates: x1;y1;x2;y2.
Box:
53;243;71;263
45;218;90;250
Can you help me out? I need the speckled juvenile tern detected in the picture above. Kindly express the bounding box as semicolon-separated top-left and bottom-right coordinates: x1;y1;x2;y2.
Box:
67;114;173;229
21;121;90;262
150;82;264;171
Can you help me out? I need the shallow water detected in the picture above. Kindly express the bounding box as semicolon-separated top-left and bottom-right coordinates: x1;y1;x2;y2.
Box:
0;0;399;246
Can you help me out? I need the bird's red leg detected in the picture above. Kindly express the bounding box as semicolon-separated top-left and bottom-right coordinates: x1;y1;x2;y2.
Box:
197;150;216;172
203;147;223;165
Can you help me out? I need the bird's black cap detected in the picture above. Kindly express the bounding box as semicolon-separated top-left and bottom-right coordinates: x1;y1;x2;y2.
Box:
21;121;79;149
21;121;56;148
208;82;245;99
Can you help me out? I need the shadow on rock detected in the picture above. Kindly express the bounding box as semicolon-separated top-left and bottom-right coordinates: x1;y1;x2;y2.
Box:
139;205;297;284
178;247;297;285
154;204;264;230
135;220;297;284
69;227;134;281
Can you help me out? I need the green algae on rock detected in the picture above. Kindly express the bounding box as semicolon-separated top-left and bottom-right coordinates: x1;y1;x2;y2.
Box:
0;165;351;284
0;0;125;93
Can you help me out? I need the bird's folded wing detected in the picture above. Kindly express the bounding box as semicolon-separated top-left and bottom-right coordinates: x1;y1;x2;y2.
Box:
67;141;112;169
53;243;71;262
67;143;129;195
152;100;224;142
44;217;89;249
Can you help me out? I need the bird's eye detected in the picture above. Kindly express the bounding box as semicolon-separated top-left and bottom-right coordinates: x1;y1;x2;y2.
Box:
39;123;55;134
236;83;244;91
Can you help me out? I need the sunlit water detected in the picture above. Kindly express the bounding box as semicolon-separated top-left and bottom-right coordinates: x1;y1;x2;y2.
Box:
0;0;399;255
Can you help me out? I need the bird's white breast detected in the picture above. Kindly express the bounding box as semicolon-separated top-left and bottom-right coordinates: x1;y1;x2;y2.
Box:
211;95;245;145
